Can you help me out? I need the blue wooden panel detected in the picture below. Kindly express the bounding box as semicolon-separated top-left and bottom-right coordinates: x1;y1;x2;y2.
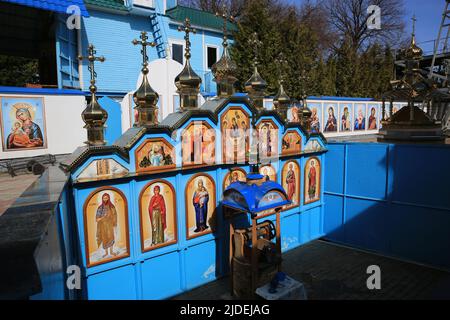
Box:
281;213;300;252
346;143;388;199
324;144;345;194
86;265;137;300
99;96;122;145
344;198;390;253
389;204;450;269
323;194;344;240
299;206;322;244
184;240;218;289
392;145;450;209
141;252;182;299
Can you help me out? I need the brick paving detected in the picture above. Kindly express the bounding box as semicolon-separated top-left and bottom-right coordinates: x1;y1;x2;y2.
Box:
173;240;450;300
0;173;39;216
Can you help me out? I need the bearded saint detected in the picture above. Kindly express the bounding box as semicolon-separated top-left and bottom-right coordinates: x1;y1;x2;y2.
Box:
96;193;118;258
286;163;296;203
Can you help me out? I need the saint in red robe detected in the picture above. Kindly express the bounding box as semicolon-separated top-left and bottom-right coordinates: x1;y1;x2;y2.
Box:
148;191;167;245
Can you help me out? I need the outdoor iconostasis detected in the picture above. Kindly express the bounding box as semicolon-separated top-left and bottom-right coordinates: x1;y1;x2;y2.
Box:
66;99;328;299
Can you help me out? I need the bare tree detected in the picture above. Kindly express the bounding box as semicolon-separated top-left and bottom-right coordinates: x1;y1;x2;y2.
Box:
297;0;335;55
325;0;405;52
179;0;246;17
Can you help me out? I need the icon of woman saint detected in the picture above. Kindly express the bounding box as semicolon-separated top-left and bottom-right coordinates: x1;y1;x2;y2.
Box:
368;108;377;130
310;108;320;133
341;107;351;131
192;179;210;233
96;193;118;258
148;185;167;245
7;107;44;149
325;107;337;132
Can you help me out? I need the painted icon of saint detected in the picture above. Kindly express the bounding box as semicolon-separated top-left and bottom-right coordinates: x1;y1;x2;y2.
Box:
7;107;43;149
193;180;210;233
368;107;377;130
310;108;321;133
148;186;167;245
286;163;296;202
290;106;300;123
308;161;317;201
260;124;272;157
95;193;118;258
149;144;164;166
324;107;337;132
341;107;351;131
354;108;366;130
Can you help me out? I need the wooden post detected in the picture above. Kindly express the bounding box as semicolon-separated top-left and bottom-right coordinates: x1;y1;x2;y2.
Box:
389;100;394;118
251;217;258;297
276;209;282;272
229;220;234;296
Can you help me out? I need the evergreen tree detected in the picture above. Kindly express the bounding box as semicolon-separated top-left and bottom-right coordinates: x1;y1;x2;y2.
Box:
231;0;282;95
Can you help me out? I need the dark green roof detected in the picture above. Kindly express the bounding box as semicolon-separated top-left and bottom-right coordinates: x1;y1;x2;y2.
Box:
166;5;238;33
84;0;129;12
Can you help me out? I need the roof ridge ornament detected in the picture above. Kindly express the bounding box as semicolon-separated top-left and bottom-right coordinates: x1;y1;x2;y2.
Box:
132;31;160;126
211;4;238;98
78;44;108;146
273;52;291;122
245;32;267;111
175;18;202;111
405;15;423;61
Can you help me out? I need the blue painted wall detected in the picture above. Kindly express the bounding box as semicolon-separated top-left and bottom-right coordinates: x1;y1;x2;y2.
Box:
80;9;227;94
99;96;122;144
323;142;450;270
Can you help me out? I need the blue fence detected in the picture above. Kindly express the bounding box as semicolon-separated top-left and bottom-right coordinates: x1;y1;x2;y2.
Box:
323;142;450;270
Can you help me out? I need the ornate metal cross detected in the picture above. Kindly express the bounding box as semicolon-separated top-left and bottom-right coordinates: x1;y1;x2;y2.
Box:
78;44;105;93
275;52;288;84
216;4;234;47
132;31;156;74
412;14;417;36
248;32;262;68
178;18;196;60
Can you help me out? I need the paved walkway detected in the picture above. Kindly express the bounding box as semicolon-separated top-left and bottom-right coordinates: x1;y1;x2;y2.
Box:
0;173;39;216
173;240;450;300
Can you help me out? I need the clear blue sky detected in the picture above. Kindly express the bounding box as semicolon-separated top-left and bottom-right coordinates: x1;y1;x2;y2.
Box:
282;0;445;54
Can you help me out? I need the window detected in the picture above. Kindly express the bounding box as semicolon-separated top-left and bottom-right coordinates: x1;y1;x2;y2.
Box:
172;43;183;65
207;46;218;70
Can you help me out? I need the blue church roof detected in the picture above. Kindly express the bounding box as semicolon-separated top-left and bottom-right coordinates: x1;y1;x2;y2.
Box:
3;0;89;16
223;178;291;216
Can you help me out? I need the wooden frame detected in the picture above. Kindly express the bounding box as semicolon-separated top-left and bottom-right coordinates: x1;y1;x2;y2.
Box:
83;186;130;268
181;120;216;168
139;179;178;253
222;168;247;191
228;207;282;298
304;156;321;205
185;172;216;240
220;106;251;164
281;129;302;156
281;160;300;211
0;96;48;152
135;137;176;174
